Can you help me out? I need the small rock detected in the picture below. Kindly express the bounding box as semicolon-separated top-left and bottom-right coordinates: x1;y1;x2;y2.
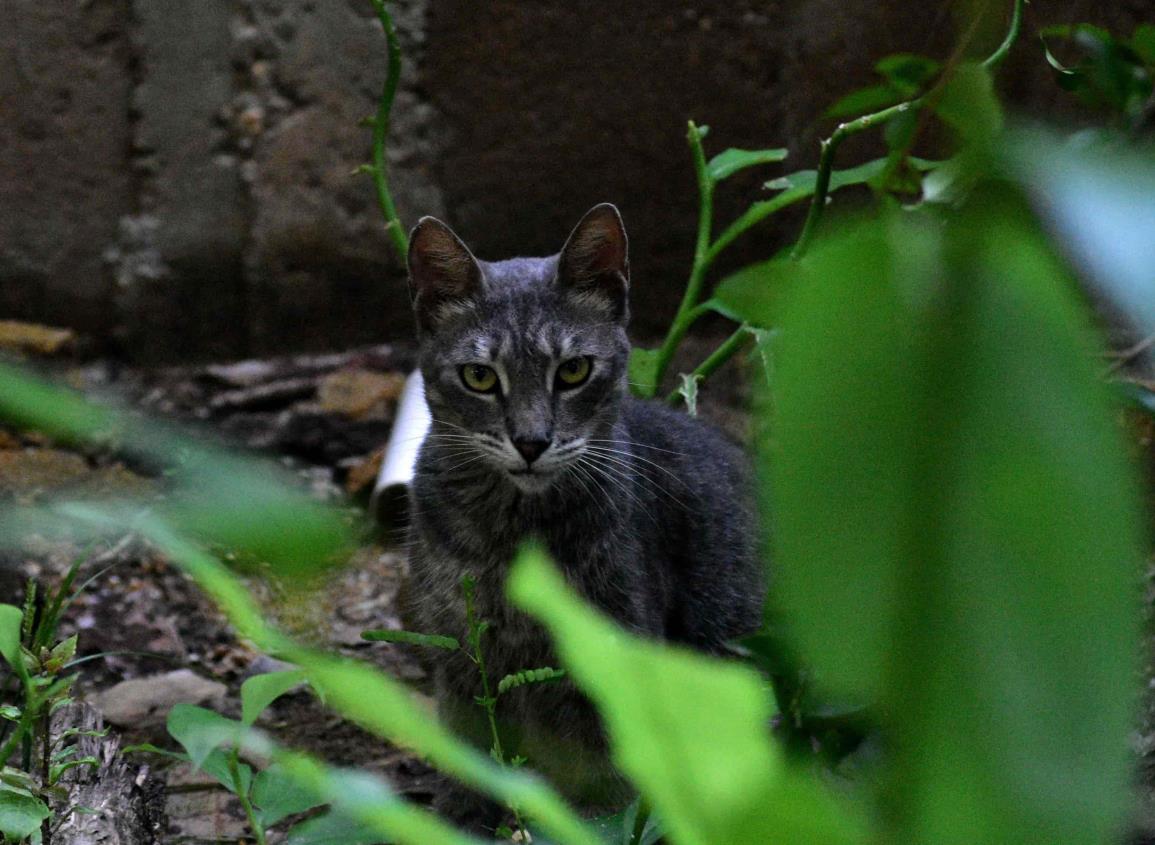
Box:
93;669;227;727
318;369;405;420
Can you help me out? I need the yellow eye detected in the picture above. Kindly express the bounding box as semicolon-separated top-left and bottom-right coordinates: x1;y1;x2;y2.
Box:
556;356;592;388
461;364;499;393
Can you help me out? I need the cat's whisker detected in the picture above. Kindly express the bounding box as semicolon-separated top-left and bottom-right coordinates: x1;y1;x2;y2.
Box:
580;449;689;512
583;444;692;489
586;438;687;457
577;454;660;525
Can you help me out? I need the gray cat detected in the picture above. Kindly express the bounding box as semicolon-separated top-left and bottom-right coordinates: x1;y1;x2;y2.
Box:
403;203;763;826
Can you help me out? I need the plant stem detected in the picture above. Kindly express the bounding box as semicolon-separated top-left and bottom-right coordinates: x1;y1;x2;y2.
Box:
368;0;409;261
229;749;267;845
790;99;920;261
653;121;715;393
666;326;752;404
982;0;1025;70
790;0;1025;261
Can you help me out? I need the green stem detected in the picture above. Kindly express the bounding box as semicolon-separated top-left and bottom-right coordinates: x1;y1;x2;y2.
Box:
229;749;267;845
368;0;409;261
790;99;920;261
653;121;715;393
982;0;1025;70
666;326;752;404
790;0;1025;261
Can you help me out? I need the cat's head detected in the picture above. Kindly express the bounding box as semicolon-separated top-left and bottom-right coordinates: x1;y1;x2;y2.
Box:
408;204;631;493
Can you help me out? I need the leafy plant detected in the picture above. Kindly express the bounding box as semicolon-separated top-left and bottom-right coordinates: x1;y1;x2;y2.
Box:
0;558;105;845
1042;23;1155;131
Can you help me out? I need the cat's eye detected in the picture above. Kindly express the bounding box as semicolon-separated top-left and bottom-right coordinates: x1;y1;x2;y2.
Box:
460;363;499;393
556;356;592;389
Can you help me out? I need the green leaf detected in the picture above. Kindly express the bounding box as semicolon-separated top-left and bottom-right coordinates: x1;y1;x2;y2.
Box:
710;257;805;328
825;84;905;119
253;763;325;828
1132;23;1155;66
360;629;460;650
875;53;941;95
241;668;306;727
769;187;1142;844
935;61;1003;146
706;148;788;182
0;788;51;841
0;605;22;673
628;347;662;398
200;748;253;796
273;754;477;845
1003;131;1155;336
508;547;865;845
166;703;243;770
284;810;384;845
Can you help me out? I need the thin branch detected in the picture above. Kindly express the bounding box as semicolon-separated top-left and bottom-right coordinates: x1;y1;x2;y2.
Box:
368;0;409;261
790;0;1026;261
653;121;715;393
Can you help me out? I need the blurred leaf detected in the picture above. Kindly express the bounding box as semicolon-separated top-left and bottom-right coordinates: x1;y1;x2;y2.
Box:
0;364;355;579
242;669;306;727
769;216;914;698
1132;23;1155;66
935;61;1003;145
707;148;788;182
1004;131;1155;334
273;754;480;845
167;704;243;771
253;763;325;828
769;184;1142;844
826;85;905;119
284;811;383;845
628;348;661;398
0;788;51;841
875;54;941;96
508;548;865;845
0;605;22;672
299;655;598;845
883;108;919;152
710;257;805;328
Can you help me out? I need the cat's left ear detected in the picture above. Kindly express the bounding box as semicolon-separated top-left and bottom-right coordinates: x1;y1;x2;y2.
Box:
557;203;629;321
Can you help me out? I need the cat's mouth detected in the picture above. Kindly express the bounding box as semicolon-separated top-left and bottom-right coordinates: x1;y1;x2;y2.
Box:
505;465;557;493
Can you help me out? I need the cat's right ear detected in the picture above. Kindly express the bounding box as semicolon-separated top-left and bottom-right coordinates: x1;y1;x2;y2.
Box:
407;217;483;334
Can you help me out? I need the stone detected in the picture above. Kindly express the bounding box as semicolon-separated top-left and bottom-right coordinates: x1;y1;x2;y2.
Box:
92;669;228;727
0;0;132;338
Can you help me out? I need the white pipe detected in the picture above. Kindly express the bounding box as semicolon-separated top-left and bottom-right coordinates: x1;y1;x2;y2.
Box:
371;369;431;532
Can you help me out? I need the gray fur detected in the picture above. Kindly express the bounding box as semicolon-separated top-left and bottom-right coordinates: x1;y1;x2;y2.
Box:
404;204;763;824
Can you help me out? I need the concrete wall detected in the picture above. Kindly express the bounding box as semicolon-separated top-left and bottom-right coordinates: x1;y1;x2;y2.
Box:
2;0;1151;362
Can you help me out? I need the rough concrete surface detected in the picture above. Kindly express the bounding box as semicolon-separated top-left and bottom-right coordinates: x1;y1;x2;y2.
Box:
2;0;1154;361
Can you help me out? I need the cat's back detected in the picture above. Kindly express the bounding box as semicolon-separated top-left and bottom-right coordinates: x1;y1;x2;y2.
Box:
618;396;763;647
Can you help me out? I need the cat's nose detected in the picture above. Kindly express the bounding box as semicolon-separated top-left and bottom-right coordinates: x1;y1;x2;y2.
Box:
512;437;550;465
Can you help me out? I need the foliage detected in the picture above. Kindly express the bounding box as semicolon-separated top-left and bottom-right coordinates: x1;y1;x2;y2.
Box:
0;553;107;845
1041;23;1155;132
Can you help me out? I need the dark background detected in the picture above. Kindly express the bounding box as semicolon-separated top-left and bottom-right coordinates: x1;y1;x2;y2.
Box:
2;0;1151;363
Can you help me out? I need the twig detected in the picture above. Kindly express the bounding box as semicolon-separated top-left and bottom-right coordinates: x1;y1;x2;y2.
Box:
982;0;1025;70
652;121;715;393
367;0;409;261
1104;333;1155;376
